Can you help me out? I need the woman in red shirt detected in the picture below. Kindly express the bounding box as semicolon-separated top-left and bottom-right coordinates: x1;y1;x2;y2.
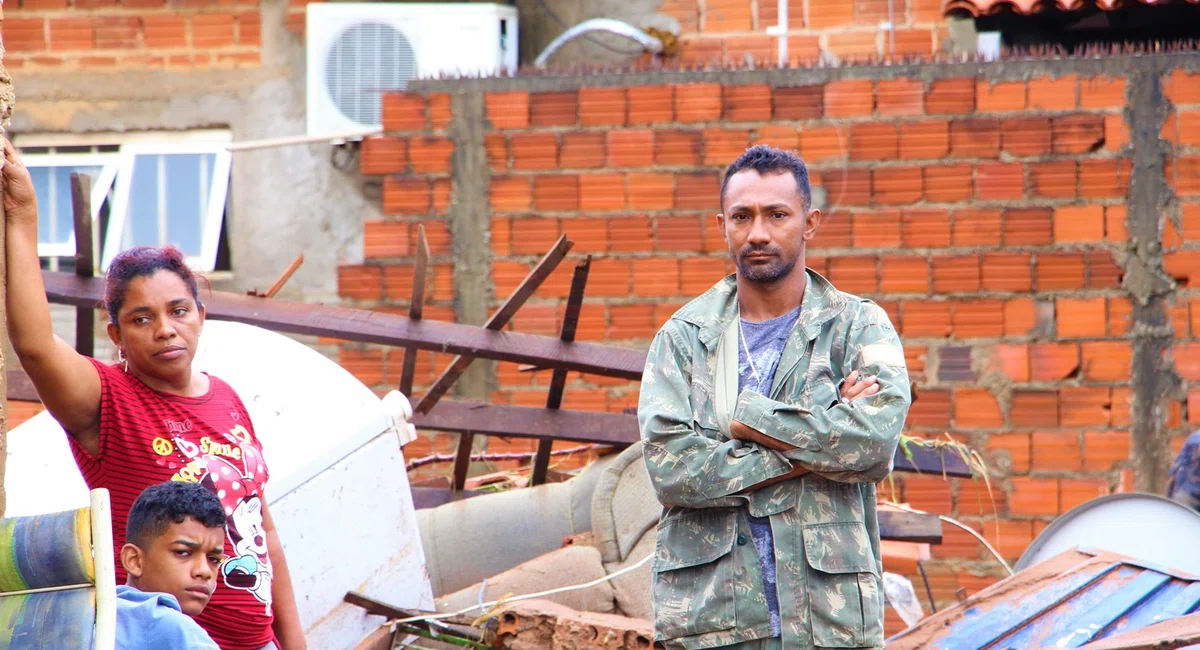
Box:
2;140;306;650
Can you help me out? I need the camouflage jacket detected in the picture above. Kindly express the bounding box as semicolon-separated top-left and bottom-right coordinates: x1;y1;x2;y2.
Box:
637;270;911;650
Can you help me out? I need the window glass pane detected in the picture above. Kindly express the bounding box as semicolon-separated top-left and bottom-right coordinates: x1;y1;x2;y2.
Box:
125;154;163;251
30;165;102;249
122;153;211;258
164;153;210;257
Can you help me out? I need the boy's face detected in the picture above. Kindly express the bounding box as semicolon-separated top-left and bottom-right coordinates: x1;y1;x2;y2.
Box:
121;516;225;616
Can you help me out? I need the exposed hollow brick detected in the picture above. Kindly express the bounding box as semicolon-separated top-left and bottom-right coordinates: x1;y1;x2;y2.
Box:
1081;159;1131;199
755;125;800;151
952;208;1002;246
950;119;1002;158
703;128;751;166
799;125;844;162
1031;342;1081;381
628;85;675;125
825;80;874;117
975;163;1024;201
976;80;1028;112
1031;161;1079;198
901;208;951;248
953;299;1005;338
1052;114;1106;154
1004;208;1054;246
926;78;976;115
530;91;578;127
1029;75;1080;111
1036;252;1088;291
675;82;723;123
853;212;902;248
981;252;1033;292
850;123;899;161
579;87;628;126
876;79;924;116
1057;297;1107;338
1011;390;1060;427
900;121;949;160
873;168;923;206
559;132;606;170
954;388;1003;429
1001;117;1052;157
485;91;530;130
924;165;973;203
724;84;773;122
774;85;825;120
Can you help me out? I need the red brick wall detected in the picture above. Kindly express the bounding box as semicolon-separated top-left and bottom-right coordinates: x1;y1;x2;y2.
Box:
3;0;313;70
345;63;1200;609
659;0;946;65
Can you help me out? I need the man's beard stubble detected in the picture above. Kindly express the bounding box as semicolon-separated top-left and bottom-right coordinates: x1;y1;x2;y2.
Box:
736;244;799;284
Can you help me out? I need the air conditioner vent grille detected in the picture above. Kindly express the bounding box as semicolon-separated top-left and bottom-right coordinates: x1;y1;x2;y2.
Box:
324;21;417;127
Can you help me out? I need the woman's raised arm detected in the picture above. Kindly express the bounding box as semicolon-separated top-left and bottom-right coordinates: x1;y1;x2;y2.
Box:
4;138;102;455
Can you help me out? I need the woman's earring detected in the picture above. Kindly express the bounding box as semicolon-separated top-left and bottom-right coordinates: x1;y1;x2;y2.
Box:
118;349;128;373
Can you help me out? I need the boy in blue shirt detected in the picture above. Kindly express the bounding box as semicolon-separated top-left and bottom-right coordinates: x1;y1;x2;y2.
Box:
116;481;226;650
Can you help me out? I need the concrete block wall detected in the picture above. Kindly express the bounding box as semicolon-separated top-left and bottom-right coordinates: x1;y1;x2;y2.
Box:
341;55;1200;610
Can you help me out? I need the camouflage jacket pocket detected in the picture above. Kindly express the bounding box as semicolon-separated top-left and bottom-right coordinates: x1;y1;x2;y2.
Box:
651;509;738;641
802;522;883;649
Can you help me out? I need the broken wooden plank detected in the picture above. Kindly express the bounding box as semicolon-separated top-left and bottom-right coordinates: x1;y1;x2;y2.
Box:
41;272;646;379
531;257;591;487
416;235;573;415
877;510;943;544
398;225;431;397
70;173;95;358
344;591;481;640
892;443;974;478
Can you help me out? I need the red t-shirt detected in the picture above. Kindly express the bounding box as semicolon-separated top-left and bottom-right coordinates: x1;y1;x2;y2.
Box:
70;358;276;650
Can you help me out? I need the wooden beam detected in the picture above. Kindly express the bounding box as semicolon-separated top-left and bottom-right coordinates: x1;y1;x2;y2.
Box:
397;225;431;397
531;257;590;486
416;235;573;415
41;272;646;380
877;510;943;544
412;399;974;478
70;173;95;358
412;400;639;446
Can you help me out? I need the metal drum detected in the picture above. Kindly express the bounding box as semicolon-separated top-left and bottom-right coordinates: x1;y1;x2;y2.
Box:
1016;492;1200;575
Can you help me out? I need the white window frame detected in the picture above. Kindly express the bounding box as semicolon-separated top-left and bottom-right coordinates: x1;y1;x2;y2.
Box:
15;130;233;274
22;152;119;260
103;140;233;274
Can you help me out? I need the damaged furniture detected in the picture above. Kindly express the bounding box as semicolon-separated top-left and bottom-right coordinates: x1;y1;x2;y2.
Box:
0;488;116;650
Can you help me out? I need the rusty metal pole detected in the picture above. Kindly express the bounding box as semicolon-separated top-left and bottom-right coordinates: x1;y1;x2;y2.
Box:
0;3;15;517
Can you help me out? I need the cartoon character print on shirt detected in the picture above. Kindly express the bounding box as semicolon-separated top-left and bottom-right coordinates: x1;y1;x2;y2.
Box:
199;444;274;612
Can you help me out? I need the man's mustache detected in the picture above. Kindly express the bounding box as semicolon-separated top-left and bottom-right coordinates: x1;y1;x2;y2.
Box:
739;244;781;258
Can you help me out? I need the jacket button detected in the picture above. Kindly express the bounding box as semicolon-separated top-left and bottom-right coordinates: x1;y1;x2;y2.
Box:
737;535;747;546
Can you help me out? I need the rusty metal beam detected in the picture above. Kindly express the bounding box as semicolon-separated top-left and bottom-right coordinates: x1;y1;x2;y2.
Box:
40;271;645;379
412;400;638;446
70;173;95;358
398;225;431;397
531;256;590;486
417;234;573;416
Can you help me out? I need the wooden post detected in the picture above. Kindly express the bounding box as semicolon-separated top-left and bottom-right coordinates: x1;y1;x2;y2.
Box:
0;10;14;517
530;257;590;486
71;173;95;357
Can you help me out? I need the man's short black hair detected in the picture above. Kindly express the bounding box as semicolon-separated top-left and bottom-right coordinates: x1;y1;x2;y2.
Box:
720;144;813;211
126;481;226;548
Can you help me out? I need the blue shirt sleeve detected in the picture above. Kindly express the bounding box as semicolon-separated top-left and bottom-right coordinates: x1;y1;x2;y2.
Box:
116;591;221;650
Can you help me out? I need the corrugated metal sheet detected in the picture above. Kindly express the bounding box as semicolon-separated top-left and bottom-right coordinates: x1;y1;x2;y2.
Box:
886;548;1200;650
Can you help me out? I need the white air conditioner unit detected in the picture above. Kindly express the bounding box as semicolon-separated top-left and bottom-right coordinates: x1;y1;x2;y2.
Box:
306;2;519;137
